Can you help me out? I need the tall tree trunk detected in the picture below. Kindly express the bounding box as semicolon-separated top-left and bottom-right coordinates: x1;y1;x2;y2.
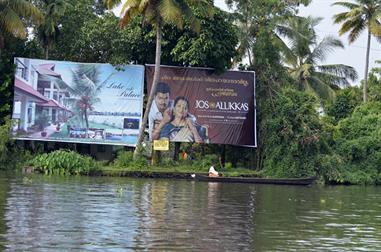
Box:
219;144;225;169
245;4;253;66
83;104;89;130
247;48;252;66
363;30;371;103
173;142;180;161
84;108;89;137
0;32;4;49
45;45;49;60
134;20;162;159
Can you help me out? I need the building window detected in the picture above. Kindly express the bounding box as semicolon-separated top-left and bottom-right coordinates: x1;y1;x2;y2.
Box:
27;106;32;124
52;109;56;122
31;70;35;85
53;91;58;101
15;58;28;80
23;59;30;81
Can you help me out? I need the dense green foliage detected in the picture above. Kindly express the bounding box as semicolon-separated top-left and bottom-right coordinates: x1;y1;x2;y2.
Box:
367;66;381;102
0;118;33;170
326;87;362;123
30;149;100;175
320;102;381;184
262;87;328;178
37;0;108;62
113;150;147;170
171;9;238;70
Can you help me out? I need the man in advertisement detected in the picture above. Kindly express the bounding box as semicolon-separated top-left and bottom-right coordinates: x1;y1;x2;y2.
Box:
148;82;173;140
148;82;201;142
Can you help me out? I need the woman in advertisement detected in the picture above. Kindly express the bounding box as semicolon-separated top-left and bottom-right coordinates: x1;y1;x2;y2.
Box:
159;96;203;143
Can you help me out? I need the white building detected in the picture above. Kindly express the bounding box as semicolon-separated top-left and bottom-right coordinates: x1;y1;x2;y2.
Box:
13;58;71;132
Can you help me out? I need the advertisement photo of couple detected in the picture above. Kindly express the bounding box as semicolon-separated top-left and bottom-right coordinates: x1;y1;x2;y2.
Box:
148;82;208;143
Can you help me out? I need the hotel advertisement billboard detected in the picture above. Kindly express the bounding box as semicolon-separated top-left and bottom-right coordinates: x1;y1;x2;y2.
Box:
11;57;144;146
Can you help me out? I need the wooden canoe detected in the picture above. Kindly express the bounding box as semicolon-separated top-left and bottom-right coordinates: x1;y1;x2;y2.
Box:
192;174;316;186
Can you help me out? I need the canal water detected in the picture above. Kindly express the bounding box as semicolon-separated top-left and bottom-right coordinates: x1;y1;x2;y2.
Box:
0;172;380;251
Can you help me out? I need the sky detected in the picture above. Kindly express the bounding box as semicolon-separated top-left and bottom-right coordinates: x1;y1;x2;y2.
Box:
114;0;381;86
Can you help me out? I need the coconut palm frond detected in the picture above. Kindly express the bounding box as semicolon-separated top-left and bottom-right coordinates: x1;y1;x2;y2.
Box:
274;35;298;67
347;19;366;43
317;64;358;81
158;0;184;29
333;12;351;24
338;18;364;38
0;0;42;42
0;6;26;37
120;7;139;27
332;1;359;9
8;0;43;23
280;14;356;101
315;71;351;88
103;0;123;9
138;0;151;12
309;75;336;101
310;36;344;63
369;17;381;36
308;16;324;27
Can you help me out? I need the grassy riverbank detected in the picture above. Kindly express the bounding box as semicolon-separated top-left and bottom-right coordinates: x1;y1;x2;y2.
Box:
26;149;261;178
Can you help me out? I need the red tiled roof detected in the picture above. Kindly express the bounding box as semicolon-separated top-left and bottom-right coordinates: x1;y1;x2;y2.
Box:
35;63;61;77
14;78;49;102
38;99;71;112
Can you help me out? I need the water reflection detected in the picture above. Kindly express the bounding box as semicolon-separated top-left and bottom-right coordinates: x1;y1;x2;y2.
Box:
251;185;381;251
0;174;11;251
131;180;256;251
0;173;380;251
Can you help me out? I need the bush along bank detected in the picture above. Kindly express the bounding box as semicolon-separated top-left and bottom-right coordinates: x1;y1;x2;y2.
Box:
26;149;260;178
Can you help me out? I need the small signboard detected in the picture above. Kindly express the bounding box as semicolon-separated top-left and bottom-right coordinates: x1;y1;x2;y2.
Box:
153;139;169;151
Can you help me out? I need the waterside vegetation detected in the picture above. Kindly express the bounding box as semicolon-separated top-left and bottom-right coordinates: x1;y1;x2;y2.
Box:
1;0;381;185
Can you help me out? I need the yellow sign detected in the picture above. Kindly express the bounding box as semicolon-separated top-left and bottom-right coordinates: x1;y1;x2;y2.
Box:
153;139;169;151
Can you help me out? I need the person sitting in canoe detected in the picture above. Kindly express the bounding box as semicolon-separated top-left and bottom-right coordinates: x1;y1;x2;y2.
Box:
208;166;220;177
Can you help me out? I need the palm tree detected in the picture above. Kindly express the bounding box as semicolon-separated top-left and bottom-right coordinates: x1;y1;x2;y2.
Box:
37;0;72;59
0;0;43;48
226;1;256;65
226;0;312;67
66;65;104;132
104;0;213;158
333;0;381;102
278;16;358;101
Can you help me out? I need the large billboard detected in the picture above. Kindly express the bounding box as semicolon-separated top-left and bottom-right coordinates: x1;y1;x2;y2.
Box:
146;65;256;147
11;58;144;146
